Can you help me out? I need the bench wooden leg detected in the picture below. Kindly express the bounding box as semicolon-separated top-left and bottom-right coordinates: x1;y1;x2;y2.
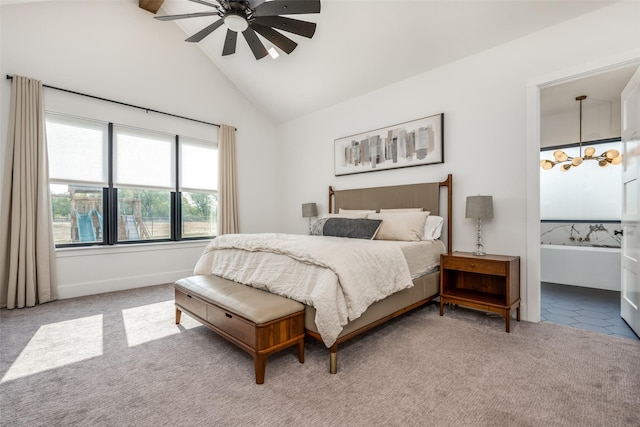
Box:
254;355;267;385
175;308;182;325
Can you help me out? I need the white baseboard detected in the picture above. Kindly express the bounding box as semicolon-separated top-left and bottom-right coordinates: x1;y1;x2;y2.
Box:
56;269;194;300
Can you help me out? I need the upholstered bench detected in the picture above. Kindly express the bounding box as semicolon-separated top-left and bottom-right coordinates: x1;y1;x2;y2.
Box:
174;275;305;384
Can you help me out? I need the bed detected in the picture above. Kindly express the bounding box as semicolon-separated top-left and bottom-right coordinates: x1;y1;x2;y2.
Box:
193;174;452;373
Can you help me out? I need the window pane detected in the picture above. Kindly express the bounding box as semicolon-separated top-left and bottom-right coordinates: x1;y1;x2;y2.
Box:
46;115;107;184
51;184;103;245
114;127;174;189
181;139;217;191
540;141;622;220
182;192;217;238
118;189;171;241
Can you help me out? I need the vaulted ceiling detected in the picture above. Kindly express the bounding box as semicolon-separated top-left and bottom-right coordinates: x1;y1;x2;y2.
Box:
144;1;618;124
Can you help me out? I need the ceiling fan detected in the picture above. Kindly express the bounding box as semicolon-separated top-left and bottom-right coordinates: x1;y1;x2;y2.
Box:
155;0;321;60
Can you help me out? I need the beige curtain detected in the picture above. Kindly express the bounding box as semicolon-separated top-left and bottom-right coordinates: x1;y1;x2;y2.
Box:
217;124;239;235
0;75;58;309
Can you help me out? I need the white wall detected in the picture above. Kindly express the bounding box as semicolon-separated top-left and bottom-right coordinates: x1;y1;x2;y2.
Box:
0;1;279;298
275;1;640;321
541;101;620;148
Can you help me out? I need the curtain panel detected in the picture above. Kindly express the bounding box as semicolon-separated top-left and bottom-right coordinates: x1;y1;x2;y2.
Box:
0;75;58;309
217;124;239;235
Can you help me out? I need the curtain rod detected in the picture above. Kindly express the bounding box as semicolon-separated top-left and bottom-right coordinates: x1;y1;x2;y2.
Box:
6;74;223;129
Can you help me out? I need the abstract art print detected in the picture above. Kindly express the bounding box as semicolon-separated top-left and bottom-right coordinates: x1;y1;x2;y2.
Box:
334;113;444;176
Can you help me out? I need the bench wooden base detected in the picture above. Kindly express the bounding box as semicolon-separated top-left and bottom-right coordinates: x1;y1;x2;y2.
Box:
175;289;305;384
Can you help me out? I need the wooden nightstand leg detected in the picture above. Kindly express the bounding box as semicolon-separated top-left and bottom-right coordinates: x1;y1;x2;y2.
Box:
439;300;444;316
175;307;182;325
505;312;511;333
516;304;521;322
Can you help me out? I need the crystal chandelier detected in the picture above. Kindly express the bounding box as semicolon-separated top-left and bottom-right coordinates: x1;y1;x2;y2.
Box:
540;95;622;172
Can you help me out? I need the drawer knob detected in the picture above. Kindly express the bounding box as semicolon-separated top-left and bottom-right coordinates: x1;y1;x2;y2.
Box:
470;263;476;268
225;313;232;319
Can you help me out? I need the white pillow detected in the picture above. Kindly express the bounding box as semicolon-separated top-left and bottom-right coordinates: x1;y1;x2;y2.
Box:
423;215;444;240
379;208;424;213
367;211;429;241
338;208;376;214
323;212;370;219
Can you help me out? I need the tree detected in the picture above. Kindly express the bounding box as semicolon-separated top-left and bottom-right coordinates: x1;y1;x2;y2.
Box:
51;195;71;218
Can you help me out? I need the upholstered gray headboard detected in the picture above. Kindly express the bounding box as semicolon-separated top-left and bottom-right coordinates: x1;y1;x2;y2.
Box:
328;174;452;251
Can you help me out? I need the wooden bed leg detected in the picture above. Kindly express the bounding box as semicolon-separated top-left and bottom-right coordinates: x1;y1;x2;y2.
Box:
296;338;305;364
175;308;182;325
254;355;267;385
329;344;338;374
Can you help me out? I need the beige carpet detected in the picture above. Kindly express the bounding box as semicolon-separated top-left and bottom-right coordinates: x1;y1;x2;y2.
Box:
1;284;639;426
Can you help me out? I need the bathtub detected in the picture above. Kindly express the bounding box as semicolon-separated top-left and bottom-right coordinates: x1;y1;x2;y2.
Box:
540;244;621;291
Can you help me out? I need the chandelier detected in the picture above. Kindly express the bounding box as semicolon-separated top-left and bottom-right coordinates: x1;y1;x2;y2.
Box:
540;95;622;172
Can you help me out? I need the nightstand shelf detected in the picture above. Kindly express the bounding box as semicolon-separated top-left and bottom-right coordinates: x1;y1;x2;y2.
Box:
439;252;520;332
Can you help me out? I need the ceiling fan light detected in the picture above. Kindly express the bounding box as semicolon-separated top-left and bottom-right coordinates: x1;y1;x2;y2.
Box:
224;14;249;32
572;157;583;167
599;159;609;167
267;46;280;59
612;154;623;165
561;164;571;172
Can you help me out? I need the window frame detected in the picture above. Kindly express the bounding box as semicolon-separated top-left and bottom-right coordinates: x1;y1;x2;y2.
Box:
45;113;218;248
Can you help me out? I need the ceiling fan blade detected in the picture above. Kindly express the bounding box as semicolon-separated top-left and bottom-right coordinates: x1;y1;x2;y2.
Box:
241;27;269;60
154;11;220;21
252;16;316;38
185;19;225;42
247;0;265;9
253;0;320;17
188;0;220;6
222;29;238;56
250;23;297;54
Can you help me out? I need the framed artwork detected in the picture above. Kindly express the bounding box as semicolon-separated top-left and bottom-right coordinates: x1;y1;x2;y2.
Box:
334;113;444;176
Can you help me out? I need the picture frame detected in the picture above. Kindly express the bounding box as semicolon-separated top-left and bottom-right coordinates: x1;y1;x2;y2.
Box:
334;113;444;176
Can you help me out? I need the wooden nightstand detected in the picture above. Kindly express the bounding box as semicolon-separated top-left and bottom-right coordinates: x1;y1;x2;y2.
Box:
439;252;521;332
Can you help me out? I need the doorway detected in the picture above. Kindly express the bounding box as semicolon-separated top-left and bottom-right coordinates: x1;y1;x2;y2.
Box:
529;62;640;340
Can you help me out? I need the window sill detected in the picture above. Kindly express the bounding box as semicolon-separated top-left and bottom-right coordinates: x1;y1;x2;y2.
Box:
55;239;211;258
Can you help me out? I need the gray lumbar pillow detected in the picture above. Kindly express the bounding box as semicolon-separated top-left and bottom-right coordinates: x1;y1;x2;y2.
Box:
317;218;383;240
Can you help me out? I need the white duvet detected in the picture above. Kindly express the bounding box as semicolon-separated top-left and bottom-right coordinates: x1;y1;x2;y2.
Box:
193;233;415;347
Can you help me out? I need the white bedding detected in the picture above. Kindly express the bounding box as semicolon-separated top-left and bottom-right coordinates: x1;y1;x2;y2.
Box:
375;240;446;278
193;233;443;347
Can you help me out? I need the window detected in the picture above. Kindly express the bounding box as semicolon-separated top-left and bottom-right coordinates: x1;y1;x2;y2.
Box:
540;140;622;221
180;137;218;238
46;113;218;246
47;115;107;245
113;126;175;242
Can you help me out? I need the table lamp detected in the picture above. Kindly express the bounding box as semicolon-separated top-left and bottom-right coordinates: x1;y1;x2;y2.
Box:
465;195;493;256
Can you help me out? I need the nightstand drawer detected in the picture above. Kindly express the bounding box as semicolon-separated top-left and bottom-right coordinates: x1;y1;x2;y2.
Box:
442;256;506;276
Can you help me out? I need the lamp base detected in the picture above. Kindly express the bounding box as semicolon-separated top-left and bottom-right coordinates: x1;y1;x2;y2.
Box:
473;218;486;256
472;247;486;256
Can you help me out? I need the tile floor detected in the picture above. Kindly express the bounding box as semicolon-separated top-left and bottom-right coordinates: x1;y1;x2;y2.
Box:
541;282;639;340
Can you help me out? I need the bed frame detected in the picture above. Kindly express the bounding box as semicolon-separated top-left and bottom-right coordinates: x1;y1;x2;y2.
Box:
305;174;453;373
